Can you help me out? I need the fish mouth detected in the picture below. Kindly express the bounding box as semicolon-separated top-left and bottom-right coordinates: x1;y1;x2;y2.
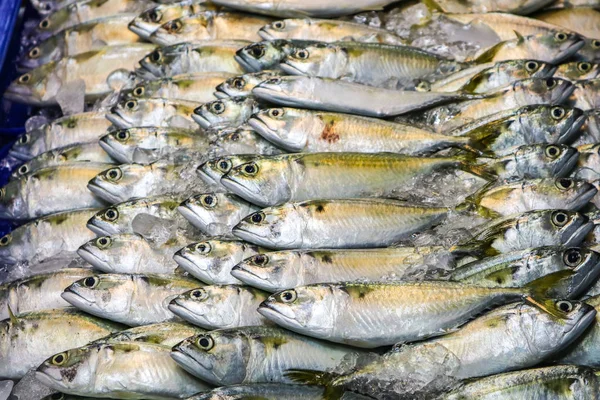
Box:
560;113;587;143
220;176;264;203
557;40;586;63
278;62;304;76
128;21;153;39
86;220;114;236
61;288;96;309
170;347;217;384
76;246;113;272
3;84;40;106
557;84;577;104
566;221;595;247
257;28;274;40
196;166;219;186
8;149;33;161
571;187;598;210
234;55;258;73
230;265;271;287
564;307;597;340
105;111;131;129
34;370;66;390
214;83;231;99
556;151;580;177
173;252;208;274
168;300;208;326
258;302;300;327
191;113;211;129
87;179;124;204
177;205;212;232
98;138;131;164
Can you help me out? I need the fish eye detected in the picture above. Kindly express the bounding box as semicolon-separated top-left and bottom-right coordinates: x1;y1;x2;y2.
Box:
266;78;281;85
18;74;31;84
551;106;565;120
195;242;211;254
133;86;145;97
229;132;240;141
551;211;569;226
201;194;217;208
252;254;268;265
196;335;214;350
0;234;11;246
83;276;99;288
272;21;285;30
294;49;309;59
18;164;29;175
150;50;162;63
165;19;183;32
545;145;561;158
415;81;430;92
116;130;129;141
592;39;600;49
545;78;557;89
51;352;67;365
217;159;232;172
28;47;40;59
105;168;123;182
232;78;245;89
242;163;258;175
103;208;119;221
525;61;539;72
51;393;64;400
555;178;574;190
190;288;207;300
564;249;583;267
250;212;265;224
268;108;283;118
278;289;297;303
578;62;592;73
149;10;161;22
39;19;50;29
96;237;112;249
125;100;137;110
210;101;225;114
556;300;573;313
248;45;265;59
554;32;568;42
18;134;29;144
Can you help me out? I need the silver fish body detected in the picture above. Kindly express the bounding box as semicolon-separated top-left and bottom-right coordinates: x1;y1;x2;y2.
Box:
92;321;206;347
210;0;403;17
209;126;285;156
192;96;260;129
215;70;283;98
190;384;325;400
106;97;201;130
559;295;600;366
128;72;235;103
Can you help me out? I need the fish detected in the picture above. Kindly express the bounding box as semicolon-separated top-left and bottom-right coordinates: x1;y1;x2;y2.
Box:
442;365;600;399
18;15;142;71
62;273;202;326
450;209;593;257
150;12;273;45
35;342;211;398
0;164;109;220
0;308;123;379
460;178;597;218
86;194;193;236
214;70;282;98
169;284;272;329
192;96;260;129
99;126;209;165
233;199;449;249
559;294;600;366
575;109;600;146
232;247;453;292
171;325;365;386
209;126;285;156
0;208;100;265
210;0;397;17
178;192;260;238
289;300;596;399
568;78;600;110
423;0;554;14
30;0;76;15
128;1;218;40
279;41;467;88
247;107;477;154
258;18;405;45
451;246;600;298
138;40;248;78
92;322;206;347
554;61;600;80
190;384;326;400
534;7;600;38
127;72;236;103
5;44;156;106
197;154;259;188
574;38;600;63
235;39;321;72
173;240;262;284
77;233;190;275
0;269;94;319
221;152;490;207
106;97;201;130
260;281;542;348
87;161;211;204
11;142;116;180
252;76;474;118
450;105;587;156
415;78;576;133
8;112;113;161
572;143;600;180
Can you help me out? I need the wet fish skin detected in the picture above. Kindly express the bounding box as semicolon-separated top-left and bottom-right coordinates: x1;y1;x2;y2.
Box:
169;284;271;329
209;125;285;156
233;199;449;249
568;78;600;110
197;154;260;188
173;240;261;284
215;70;282;98
62;273;201;326
178;192;260;238
0;308;123;380
35;341;211;398
235;39;325;72
192;96;260;130
211;0;396;17
573;38;600;63
232;247;452;292
170;325;365;386
572;143;600;180
559;294;600;366
425;0;554;14
190;384;325;400
106;97;201;130
554;61;600;81
92;322;206;347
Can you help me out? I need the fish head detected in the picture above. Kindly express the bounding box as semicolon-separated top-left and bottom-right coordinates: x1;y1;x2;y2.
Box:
514;78;574;105
61;274;135;317
98;128;140;164
252;76;312;106
4;64;54;105
506;59;557;80
518;105;586;144
172;331;249;385
557;61;600;81
233;204;304;249
197;155;257;185
280;43;339;76
86;206;123;236
215;70;280;98
87;164;155;204
193;97;257;129
138;47;174;78
259;285;335;334
35;345;97;392
258;19;305;40
77;235;143;272
169;286;240;329
106;98;161;129
0;231;17;265
557;247;600;298
574;143;600;180
174;240;243;283
152;15;211;46
235;40;288;72
211;126;274;155
514;144;578;178
232;251;301;291
177;192;254;236
8;127;46;160
129;4;177;39
575;38;600;65
535;31;585;63
0;179;25;220
543;177;598;210
18;36;63;71
540;209;593;247
222;158;292;207
248;107;316;152
128;79;164;100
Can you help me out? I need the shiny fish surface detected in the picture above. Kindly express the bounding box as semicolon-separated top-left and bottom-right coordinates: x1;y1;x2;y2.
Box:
568;78;600;110
192;96;260;129
209;125;285;156
235;39;321;72
554;61;600;80
197;154;259;188
559;295;600;366
534;7;600;38
190;384;325;400
92;321;206;347
106;97;201;130
233;199;449;249
210;0;397;17
573;143;600;180
215;70;283;98
424;0;554;14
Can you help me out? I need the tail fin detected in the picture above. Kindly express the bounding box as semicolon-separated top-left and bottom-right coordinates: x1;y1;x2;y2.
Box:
455;180;501;219
524;270;576;305
286;369;345;400
457;118;514;155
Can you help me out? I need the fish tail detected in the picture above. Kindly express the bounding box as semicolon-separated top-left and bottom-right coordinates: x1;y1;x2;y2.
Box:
454;180;501;219
457;118;511;155
523;270;576;314
286;369;345;400
457;154;497;182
